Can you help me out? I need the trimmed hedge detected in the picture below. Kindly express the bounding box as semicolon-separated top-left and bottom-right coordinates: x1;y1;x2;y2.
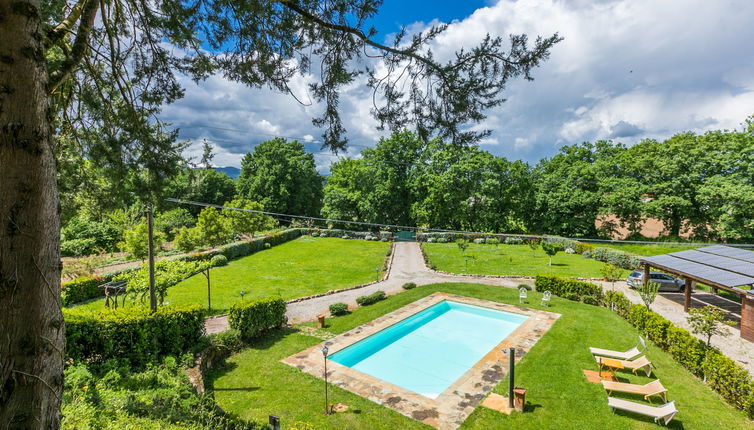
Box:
61;276;105;306
402;282;417;290
63;305;205;367
329;302;349;316
535;275;603;301
356;290;386;306
212;254;229;266
228;296;287;340
540;275;754;418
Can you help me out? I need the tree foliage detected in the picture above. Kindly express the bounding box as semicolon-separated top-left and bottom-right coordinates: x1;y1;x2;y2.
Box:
687;305;735;347
237;139;324;217
118;221;166;260
638;281;661;311
222;199;276;238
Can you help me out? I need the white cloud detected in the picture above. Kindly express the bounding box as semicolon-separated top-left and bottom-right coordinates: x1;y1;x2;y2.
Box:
160;0;754;169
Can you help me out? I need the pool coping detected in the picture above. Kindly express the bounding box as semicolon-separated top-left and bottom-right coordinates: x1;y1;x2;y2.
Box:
281;292;560;429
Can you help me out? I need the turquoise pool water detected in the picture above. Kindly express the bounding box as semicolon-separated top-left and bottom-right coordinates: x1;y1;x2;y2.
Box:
329;300;528;398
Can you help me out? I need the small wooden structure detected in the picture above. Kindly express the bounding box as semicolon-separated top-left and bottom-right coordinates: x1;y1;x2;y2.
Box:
640;245;754;342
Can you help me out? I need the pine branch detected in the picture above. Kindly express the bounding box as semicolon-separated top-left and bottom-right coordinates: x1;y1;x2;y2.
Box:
45;0;89;48
47;0;99;94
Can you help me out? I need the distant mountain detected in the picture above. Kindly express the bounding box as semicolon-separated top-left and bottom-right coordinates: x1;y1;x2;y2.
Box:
213;166;241;179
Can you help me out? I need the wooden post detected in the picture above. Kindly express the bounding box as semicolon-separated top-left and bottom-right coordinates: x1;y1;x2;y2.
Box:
711;286;718;295
147;203;157;313
684;278;692;312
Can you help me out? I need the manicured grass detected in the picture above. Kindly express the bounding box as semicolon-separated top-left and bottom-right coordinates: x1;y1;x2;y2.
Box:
209;283;752;429
598;243;703;257
68;237;390;315
422;243;620;278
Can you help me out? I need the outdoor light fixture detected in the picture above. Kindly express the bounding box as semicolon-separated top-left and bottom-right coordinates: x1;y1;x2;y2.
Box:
502;347;515;409
268;415;280;430
322;344;330;415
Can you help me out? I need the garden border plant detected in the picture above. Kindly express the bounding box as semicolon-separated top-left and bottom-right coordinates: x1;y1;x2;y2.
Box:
535;275;754;418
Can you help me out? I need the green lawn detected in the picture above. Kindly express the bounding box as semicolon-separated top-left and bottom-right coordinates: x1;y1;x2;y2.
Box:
208;283;751;429
598;243;703;257
68;237;390;315
422;243;620;278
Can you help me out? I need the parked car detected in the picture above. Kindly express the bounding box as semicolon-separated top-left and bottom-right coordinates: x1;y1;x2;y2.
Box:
627;271;685;292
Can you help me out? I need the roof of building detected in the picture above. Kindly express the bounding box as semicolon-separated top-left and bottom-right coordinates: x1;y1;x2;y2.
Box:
641;245;754;291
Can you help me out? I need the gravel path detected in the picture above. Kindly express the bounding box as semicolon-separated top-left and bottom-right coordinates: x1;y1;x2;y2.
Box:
595;280;754;377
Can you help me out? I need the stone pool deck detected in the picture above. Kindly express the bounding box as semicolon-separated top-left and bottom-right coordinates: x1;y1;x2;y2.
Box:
282;292;560;430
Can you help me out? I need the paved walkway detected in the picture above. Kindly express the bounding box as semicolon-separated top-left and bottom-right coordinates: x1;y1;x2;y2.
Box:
204;242;754;378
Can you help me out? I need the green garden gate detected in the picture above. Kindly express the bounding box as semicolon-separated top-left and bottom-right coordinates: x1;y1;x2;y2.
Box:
394;230;416;242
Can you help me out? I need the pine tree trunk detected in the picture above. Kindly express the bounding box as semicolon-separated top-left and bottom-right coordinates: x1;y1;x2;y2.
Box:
0;0;65;427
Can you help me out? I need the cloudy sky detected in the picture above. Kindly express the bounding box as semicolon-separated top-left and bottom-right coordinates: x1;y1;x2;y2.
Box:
160;0;754;171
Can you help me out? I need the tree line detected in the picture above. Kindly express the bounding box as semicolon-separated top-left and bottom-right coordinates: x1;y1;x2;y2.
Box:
60;117;754;258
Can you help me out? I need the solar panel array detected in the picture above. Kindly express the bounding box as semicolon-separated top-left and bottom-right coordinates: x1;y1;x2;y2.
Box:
640;245;754;289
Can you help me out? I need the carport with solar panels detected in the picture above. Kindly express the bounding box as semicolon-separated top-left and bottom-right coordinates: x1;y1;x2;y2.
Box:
640;245;754;342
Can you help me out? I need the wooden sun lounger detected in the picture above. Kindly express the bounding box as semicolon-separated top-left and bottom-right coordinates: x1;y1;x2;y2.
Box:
595;355;653;377
608;397;677;425
589;336;645;360
602;379;667;403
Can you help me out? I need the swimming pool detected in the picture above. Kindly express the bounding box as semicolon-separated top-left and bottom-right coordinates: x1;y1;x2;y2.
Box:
329;300;528;398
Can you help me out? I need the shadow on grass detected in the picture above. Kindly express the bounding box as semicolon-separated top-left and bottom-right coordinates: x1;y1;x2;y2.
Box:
204;327;300;392
611;408;685;429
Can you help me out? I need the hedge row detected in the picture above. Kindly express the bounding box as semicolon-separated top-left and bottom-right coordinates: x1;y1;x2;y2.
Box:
356;290;386;306
590;246;641;270
63;305;205;367
307;228;392;241
538;275;754;418
61;276;105;306
535;275;603;301
228;297;287;340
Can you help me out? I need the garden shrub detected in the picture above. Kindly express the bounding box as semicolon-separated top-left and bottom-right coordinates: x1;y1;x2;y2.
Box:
402;282;417;290
582;295;598;305
590;246;640;270
581;250;592;259
61;238;99;258
504;236;523;245
228;296;287;340
563;292;580;301
436;238;448;243
61;276;105;306
473;238;485;244
356;290;386;306
329;302;349;316
485;238;500;245
575;241;594;254
220;241;252;260
264;242;271;249
604;290;631;317
534;275;603;301
62;360;266;429
63;305;205;367
517;283;532;291
209;329;244;351
211;255;229;267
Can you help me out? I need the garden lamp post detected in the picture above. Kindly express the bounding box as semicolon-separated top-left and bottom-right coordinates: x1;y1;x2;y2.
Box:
502;347;515;409
322;345;330;415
